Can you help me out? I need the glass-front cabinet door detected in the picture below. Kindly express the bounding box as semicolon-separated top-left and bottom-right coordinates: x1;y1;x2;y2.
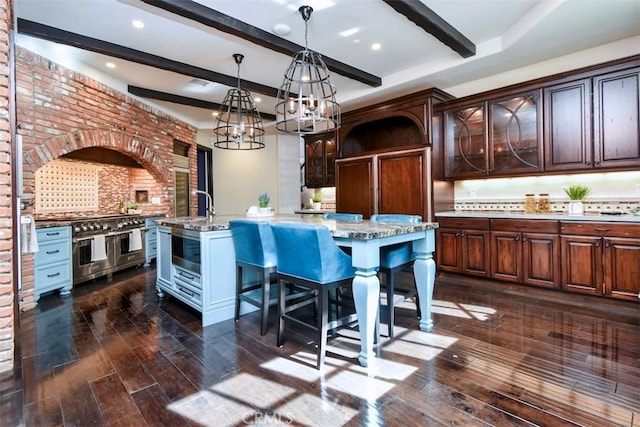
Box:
489;90;542;175
444;103;487;178
304;131;336;188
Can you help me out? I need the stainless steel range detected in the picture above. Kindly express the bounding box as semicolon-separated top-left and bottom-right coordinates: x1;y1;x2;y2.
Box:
71;215;147;285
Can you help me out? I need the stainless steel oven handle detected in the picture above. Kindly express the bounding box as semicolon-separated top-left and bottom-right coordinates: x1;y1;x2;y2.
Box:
72;227;148;243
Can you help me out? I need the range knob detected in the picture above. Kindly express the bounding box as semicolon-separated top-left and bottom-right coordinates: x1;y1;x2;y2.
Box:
102;224;109;231
74;226;81;233
81;225;88;231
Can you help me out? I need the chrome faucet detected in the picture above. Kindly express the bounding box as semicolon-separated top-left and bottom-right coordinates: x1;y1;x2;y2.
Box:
191;190;215;220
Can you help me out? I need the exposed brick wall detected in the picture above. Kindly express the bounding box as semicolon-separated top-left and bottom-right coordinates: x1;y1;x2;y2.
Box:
15;46;200;310
0;0;13;372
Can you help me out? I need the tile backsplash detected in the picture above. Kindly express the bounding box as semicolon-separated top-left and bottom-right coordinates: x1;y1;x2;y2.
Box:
453;171;640;214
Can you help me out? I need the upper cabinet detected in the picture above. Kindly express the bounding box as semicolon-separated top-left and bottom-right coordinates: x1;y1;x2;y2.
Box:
439;56;640;179
304;131;336;188
544;79;592;171
593;67;640;169
444;90;542;179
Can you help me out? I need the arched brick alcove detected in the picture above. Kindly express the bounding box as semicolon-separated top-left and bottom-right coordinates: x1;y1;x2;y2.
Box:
24;128;172;184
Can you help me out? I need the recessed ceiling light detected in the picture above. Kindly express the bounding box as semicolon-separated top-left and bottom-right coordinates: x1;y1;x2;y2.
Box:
212;111;219;117
132;20;144;29
189;78;210;87
371;43;381;51
254;97;262;103
272;23;291;36
339;28;359;38
106;62;116;69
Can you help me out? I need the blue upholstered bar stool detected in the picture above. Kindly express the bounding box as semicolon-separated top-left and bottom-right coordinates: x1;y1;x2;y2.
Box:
271;222;357;370
370;214;422;338
229;219;278;336
322;212;364;222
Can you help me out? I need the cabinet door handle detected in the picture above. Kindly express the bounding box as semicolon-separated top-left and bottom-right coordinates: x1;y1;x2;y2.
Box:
455;232;460;237
460;233;465;237
515;236;520;241
595;241;600;247
595;228;611;232
46;250;60;255
47;272;61;278
605;241;610;248
522;237;527;242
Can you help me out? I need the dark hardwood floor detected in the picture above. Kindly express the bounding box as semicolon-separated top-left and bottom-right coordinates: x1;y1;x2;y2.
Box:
1;265;638;426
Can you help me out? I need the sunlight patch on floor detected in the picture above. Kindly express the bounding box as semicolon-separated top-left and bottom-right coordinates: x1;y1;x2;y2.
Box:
383;331;458;361
432;299;497;321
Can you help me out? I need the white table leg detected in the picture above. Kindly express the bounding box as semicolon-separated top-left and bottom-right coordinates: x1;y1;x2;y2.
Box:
352;269;379;367
413;230;436;332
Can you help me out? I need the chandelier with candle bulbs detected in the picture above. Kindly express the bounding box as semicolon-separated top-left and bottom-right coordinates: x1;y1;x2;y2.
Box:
213;53;265;150
275;6;340;135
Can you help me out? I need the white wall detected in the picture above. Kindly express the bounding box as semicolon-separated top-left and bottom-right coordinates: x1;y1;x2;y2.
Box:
196;131;301;215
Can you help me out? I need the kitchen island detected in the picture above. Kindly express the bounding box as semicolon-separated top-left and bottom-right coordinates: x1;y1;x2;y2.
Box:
155;214;439;368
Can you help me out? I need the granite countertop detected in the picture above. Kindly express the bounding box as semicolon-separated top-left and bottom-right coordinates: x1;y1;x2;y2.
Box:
294;209;336;214
156;214;439;239
435;211;640;223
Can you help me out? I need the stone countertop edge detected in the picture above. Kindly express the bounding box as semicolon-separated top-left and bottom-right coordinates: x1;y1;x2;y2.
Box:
156;214;439;238
435;211;640;223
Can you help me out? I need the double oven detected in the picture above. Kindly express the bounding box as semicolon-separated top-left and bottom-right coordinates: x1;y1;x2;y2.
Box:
72;215;147;285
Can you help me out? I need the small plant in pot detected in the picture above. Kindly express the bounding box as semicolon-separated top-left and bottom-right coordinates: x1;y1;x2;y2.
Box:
564;185;590;216
311;193;322;210
257;192;271;212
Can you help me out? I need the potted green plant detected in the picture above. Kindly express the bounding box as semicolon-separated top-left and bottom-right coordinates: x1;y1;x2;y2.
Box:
564;185;590;216
311;193;322;210
127;201;141;214
257;192;271;213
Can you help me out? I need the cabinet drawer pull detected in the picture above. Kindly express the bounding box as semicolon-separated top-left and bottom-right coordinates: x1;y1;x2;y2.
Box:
515;224;527;228
46;250;60;255
178;271;195;281
46;232;60;236
47;272;61;278
178;287;195;297
595;228;611;232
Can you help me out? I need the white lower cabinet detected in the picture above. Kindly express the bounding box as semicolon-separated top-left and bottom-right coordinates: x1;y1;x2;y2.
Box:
34;226;73;302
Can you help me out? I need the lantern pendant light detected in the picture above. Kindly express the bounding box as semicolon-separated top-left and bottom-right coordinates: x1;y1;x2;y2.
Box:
213;53;265;150
275;5;340;135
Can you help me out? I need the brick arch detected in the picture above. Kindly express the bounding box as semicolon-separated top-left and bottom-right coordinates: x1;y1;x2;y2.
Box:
26;129;171;183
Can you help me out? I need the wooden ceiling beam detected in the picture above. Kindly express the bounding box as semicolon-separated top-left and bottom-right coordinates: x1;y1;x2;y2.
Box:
17;18;281;98
382;0;475;58
128;86;277;121
141;0;382;87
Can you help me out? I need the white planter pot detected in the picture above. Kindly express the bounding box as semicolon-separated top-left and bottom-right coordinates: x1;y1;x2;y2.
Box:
312;202;322;210
258;207;271;214
568;201;584;216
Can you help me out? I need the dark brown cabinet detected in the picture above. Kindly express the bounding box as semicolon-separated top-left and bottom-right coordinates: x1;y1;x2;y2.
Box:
545;68;640;172
560;222;640;300
336;148;429;219
443;90;542;178
593;67;640;169
490;219;559;288
304;131;336;188
436;218;490;277
544;79;592;171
